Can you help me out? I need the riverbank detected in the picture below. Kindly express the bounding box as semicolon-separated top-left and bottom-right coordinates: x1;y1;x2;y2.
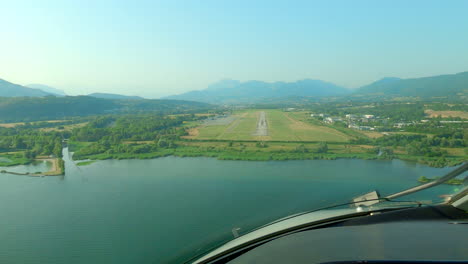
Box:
0;158;64;176
0;153;33;167
38;158;64;176
71;145;466;168
76;160;96;166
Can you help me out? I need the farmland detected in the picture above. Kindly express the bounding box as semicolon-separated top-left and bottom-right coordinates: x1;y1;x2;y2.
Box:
424;109;468;119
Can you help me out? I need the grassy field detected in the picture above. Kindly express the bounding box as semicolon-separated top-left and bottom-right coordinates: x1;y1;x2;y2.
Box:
0;122;26;128
191;109;352;142
39;122;88;132
0;120;69;128
68;141;93;152
277;111;350;141
442;147;467;157
287;111;376;139
424;109;468;119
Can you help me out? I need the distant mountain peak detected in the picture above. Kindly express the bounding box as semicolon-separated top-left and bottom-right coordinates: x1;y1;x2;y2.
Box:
27;84;66;96
206;79;241;91
379;77;402;82
0;78;54;97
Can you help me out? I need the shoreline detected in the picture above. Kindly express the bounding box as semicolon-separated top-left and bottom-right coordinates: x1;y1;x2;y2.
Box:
72;148;466;168
1;152;464;178
37;158;63;176
0;158;63;177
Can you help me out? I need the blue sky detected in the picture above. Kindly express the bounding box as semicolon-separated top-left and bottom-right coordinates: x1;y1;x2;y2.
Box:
1;0;468;98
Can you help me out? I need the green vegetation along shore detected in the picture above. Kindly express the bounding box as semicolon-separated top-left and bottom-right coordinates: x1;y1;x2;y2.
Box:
418;176;464;185
68;107;466;168
69;140;466;168
0;158;64;176
76;160;96;166
1;101;466;171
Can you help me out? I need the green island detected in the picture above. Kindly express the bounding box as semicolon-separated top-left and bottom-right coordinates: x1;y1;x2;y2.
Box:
0;98;466;174
76;160;97;166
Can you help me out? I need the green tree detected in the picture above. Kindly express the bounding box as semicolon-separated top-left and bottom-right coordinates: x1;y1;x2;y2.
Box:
317;142;328;153
157;138;168;148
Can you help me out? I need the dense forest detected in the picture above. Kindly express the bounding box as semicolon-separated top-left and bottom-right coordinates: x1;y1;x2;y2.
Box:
70;114;205;159
0;127;63;158
374;132;466;148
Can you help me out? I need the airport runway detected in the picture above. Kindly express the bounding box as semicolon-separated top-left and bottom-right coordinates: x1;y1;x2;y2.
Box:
253;111;268;136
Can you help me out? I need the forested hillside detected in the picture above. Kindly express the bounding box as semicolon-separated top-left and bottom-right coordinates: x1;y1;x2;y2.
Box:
0;96;213;122
0;79;52;97
27;84;66;96
355;71;468;99
0;96;118;122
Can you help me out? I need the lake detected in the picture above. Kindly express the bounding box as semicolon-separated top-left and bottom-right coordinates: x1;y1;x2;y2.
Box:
0;149;462;263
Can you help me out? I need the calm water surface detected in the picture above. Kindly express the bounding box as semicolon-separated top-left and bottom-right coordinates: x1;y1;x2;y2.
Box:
0;149;462;263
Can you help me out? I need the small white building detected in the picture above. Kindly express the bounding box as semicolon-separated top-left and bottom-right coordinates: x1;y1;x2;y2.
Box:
394;122;413;128
360;126;375;131
312;113;328;118
348;124;375;131
324;117;342;124
345;114;358;119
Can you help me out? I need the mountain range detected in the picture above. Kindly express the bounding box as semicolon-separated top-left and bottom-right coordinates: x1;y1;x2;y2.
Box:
1;71;467;103
0;79;144;99
356;71;468;97
166;79;350;104
167;72;468;103
87;93;144;100
26;84;66;96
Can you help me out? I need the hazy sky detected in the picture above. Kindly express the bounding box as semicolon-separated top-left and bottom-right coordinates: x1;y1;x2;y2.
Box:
1;0;468;98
